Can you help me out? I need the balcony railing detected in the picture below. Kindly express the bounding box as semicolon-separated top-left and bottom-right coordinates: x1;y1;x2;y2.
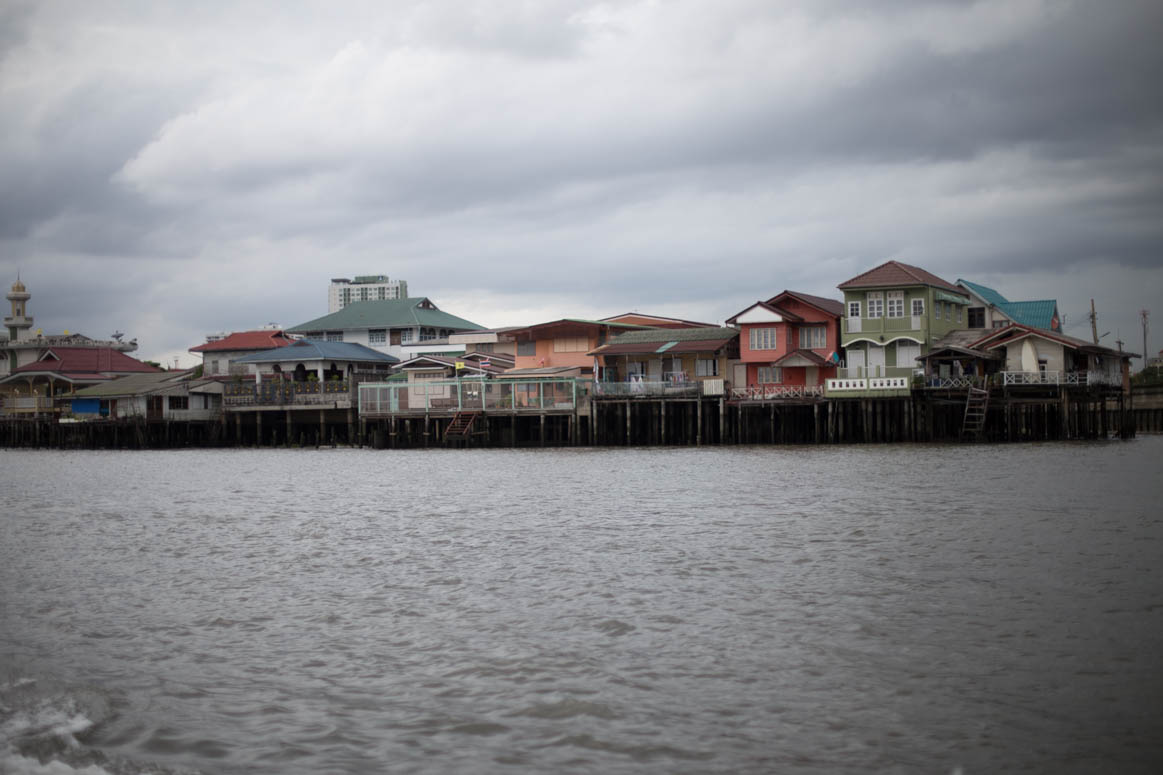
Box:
843;316;924;335
359;378;580;415
825;377;911;394
592;380;702;398
835;366;916;380
224;380;353;407
1002;371;1120;387
730;385;824;401
0;396;55;414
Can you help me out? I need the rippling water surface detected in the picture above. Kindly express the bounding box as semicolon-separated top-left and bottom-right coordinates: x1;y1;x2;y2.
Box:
2;440;1163;774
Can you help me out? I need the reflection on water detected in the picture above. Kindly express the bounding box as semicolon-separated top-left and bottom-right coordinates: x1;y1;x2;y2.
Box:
2;440;1163;774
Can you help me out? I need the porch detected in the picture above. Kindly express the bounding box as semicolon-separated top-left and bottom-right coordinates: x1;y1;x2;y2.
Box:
359;378;586;417
223;379;355;410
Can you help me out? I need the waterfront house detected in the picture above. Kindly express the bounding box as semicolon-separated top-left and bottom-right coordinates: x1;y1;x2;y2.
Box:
968;323;1133;389
0;346;160;417
285;297;483;360
232;339;399;385
832;261;971;396
956;280;1062;332
447;327;520;357
69;370;222;421
588;326;738;397
504;319;649;378
724;290;843;400
188;329;296;378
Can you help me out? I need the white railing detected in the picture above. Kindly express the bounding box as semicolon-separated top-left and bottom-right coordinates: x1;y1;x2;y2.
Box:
1003;371;1120;386
1;396;55;414
594;381;702;398
730;385;824;401
825;377;911;393
921;376;985;389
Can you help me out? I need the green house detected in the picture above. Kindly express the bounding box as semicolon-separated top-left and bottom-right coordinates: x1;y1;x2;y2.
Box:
830;260;970;396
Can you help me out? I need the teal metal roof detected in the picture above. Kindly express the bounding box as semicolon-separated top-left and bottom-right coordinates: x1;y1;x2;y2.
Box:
957;279;1009;307
235;340;399;364
997;300;1058;330
287;298;482;334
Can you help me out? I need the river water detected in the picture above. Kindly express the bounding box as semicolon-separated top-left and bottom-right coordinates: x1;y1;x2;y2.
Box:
2;439;1162;774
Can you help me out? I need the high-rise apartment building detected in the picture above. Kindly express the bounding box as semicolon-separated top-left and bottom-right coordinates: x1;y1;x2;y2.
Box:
328;275;408;313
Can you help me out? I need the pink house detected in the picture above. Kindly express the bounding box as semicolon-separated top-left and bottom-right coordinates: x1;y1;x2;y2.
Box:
724;290;844;396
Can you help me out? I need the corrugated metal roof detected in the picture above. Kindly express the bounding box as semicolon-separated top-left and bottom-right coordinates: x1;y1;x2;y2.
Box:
956;279;1010;307
72;371;192;398
595;337;735;356
997;300;1057;330
600;326;739;345
286;298;482;334
234;340;399;364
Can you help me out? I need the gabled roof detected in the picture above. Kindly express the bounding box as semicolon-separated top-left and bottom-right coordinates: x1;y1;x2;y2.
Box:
724;300;802;326
600;312;717;329
72;370;194;398
956;279;1009;307
395;354;506;375
234;339;399;364
771;290;845;318
286;298;482;334
771;349;830;367
189;330;296;353
589;326;738;356
839;260;966;295
6;347;159;379
997;300;1058;330
505;319;649;339
971;323;1136;358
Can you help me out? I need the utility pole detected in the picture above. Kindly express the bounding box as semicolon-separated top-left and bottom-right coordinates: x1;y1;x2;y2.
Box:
1089;299;1099;344
1142;309;1150;371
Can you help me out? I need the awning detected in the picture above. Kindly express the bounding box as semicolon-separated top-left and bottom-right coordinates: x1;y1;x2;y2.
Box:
935;290;970;305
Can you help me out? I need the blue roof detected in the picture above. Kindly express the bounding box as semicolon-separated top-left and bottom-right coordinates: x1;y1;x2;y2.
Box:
234;339;399;364
997;300;1058;330
957;279;1010;307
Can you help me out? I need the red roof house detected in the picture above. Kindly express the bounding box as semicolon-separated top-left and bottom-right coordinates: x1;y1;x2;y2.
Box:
189;330;296;377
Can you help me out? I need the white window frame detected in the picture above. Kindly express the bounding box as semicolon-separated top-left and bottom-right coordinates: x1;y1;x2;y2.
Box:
799;326;826;349
325;331;344;342
847;300;861;318
867;292;884;319
695;358;718;377
749;327;779;351
912;298;925;317
957;305;963;324
368;329;386;345
401;328;414;343
757;366;782;384
886;291;904;318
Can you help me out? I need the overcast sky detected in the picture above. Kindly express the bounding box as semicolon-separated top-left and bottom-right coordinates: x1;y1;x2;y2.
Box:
2;0;1161;367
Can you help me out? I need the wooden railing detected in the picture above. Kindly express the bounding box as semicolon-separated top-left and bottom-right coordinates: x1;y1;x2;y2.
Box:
224;380;353;407
360;378;580;415
730;385;824;401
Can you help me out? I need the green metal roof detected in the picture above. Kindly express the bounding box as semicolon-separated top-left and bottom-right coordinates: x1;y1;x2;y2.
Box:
998;300;1058;330
287;298;482;334
957;279;1009;307
604;326;739;345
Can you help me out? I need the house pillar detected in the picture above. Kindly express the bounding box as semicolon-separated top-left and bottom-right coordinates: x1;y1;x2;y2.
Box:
319;409;326;446
256;411;263;446
286;409;293;446
696;398;703;446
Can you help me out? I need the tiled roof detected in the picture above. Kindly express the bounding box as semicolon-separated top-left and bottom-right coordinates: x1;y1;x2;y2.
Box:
9;347;160;376
839;260;965;294
997;300;1058;330
956;279;1010;307
286;298;483;334
189;330;296;353
600;312;717;328
774;291;845;318
234;339;399;364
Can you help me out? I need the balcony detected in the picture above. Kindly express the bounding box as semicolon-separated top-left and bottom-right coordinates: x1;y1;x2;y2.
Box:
843;316;923;336
0;396;54;415
224;380;354;409
359;378;582;416
729;385;824;401
835;366;916;380
1002;371;1120;387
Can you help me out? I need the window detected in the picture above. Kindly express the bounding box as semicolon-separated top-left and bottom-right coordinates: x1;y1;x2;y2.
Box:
368;329;387;345
886;291;904;318
377;287;386;300
517;341;536;356
912;298;925;317
419;327;437;341
401;328;414;343
360;288;369;301
695;358;718;377
757;366;782;384
476;343;494;353
553;336;589;353
168;396;188;410
749;327;779;351
325;331;343;342
956;305;963;324
847;301;861;318
867;292;883;318
208;359;218;374
799;326;826;349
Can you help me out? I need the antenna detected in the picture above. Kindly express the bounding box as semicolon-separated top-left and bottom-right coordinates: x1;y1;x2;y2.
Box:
1142;309;1150;370
1089;299;1099;344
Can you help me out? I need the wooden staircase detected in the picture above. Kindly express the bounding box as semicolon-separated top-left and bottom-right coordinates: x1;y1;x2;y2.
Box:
444;411;481;441
961;387;990;440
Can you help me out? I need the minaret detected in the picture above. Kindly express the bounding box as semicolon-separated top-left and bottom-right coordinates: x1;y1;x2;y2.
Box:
5;277;34;343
